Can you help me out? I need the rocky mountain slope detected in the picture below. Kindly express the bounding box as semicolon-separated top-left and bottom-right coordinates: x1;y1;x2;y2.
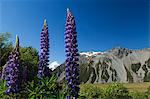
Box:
54;48;150;84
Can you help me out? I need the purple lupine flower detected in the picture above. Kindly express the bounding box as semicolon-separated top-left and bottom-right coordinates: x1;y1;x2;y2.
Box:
65;8;80;99
4;35;20;94
0;70;2;79
37;19;50;78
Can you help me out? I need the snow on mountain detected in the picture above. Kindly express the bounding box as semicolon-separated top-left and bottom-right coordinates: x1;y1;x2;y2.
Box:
54;48;150;83
80;51;106;57
48;61;60;70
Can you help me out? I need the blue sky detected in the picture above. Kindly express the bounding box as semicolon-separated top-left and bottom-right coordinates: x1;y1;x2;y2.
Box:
0;0;149;63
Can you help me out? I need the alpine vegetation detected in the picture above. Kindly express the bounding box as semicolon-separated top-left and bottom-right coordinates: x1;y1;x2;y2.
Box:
4;35;20;94
37;19;50;78
65;8;80;99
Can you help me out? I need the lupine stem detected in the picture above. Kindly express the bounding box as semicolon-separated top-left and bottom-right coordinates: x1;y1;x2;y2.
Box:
37;19;50;78
65;8;80;99
4;35;20;94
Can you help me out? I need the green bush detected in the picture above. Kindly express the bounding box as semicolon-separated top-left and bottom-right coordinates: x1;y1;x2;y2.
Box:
0;75;66;99
146;86;150;94
0;80;7;98
145;86;150;99
79;84;104;99
56;83;68;99
104;83;130;99
78;83;150;99
131;63;141;73
0;79;21;98
26;75;58;99
129;92;149;99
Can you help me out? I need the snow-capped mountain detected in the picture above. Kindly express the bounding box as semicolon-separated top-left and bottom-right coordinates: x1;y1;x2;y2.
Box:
80;51;106;57
54;48;150;83
48;61;60;70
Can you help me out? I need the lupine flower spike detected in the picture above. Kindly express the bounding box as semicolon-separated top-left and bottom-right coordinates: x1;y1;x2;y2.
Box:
65;8;80;99
37;19;50;78
4;35;20;94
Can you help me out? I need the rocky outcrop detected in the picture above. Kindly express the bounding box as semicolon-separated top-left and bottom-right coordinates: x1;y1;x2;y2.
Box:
54;48;150;83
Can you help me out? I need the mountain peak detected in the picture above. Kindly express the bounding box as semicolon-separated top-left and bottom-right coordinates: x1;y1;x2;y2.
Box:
48;61;60;70
80;51;106;57
54;48;150;84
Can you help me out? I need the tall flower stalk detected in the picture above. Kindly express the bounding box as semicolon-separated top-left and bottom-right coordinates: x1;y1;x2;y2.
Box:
4;35;20;94
37;19;50;78
65;8;80;99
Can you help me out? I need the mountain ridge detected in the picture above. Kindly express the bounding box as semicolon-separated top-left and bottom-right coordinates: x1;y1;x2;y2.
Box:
54;47;150;84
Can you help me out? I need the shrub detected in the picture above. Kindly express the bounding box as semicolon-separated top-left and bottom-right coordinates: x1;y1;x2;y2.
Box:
56;83;68;99
0;79;21;98
0;80;7;98
145;86;150;99
146;86;150;94
79;84;104;99
125;66;133;82
104;83;130;99
144;73;150;82
26;75;58;98
131;63;141;73
129;92;149;99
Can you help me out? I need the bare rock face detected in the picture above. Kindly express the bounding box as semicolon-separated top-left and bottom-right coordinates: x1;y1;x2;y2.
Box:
54;48;150;83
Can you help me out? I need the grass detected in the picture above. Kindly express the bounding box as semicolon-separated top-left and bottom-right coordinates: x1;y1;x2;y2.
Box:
80;82;150;93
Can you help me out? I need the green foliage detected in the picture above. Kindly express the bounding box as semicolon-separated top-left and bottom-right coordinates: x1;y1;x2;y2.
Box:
101;61;109;69
91;67;96;83
79;61;97;83
56;90;67;99
95;61;100;82
95;61;100;75
110;67;118;82
79;63;91;83
142;65;148;73
142;65;150;82
0;79;21;98
0;80;7;98
20;47;39;82
56;83;68;99
125;66;133;83
79;84;103;99
131;63;141;73
101;61;110;82
26;75;58;99
0;33;38;82
79;83;150;99
104;83;130;99
0;76;59;99
0;33;13;68
144;72;150;82
129;92;149;99
146;86;150;94
145;58;150;68
101;69;110;82
79;85;102;99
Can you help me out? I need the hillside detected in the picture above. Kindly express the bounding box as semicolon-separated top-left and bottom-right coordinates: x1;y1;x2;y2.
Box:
54;48;150;83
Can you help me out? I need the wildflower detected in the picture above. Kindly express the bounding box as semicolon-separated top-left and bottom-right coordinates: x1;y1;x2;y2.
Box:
38;19;50;78
65;8;80;98
4;35;20;94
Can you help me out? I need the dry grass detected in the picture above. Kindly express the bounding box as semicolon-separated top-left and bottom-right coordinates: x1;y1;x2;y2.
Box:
81;82;150;92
